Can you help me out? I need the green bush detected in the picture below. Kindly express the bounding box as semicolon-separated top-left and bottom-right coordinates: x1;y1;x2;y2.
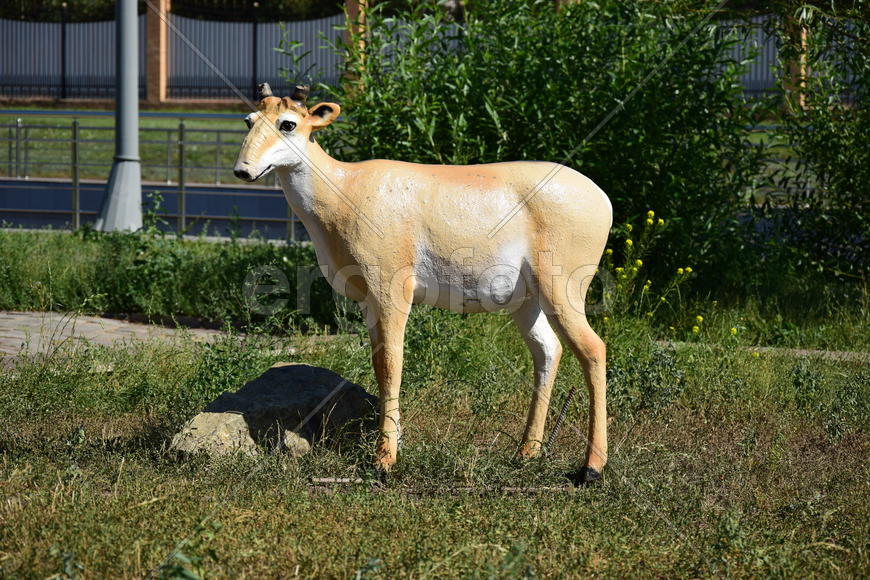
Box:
607;345;686;419
318;0;766;279
0;228;336;329
771;3;869;279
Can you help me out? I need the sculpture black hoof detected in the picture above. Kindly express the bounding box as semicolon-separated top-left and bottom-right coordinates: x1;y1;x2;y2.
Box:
370;466;389;486
568;467;602;486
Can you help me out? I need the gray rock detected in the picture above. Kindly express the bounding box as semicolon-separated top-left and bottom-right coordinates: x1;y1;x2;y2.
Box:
170;362;378;457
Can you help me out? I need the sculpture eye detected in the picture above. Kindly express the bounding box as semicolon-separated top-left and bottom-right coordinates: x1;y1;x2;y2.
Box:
244;118;253;129
280;120;296;132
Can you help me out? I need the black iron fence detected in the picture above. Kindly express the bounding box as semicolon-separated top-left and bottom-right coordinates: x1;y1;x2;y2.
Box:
0;9;343;102
0;14;147;99
167;13;344;100
1;10;787;102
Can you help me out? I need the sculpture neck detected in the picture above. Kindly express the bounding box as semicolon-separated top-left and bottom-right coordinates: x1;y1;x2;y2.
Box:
275;140;348;219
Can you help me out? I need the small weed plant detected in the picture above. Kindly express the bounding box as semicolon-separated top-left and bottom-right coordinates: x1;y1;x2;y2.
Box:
594;210;710;340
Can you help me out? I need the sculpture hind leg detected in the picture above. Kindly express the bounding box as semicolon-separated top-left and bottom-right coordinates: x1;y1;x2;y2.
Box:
539;263;608;482
556;316;607;481
513;298;563;459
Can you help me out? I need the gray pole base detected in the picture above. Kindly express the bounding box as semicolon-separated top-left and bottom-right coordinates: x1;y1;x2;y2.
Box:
95;159;143;232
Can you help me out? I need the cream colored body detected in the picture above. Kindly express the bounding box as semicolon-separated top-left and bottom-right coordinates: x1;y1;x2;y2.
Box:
235;94;612;475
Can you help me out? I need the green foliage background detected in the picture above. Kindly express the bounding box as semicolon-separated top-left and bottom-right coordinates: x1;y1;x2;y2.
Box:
318;0;768;282
304;0;868;291
772;3;869;278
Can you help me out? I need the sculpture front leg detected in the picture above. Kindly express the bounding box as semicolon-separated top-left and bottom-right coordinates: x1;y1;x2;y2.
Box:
367;305;409;472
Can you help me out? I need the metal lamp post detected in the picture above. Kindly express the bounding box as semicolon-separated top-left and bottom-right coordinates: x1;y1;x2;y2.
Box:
96;0;142;231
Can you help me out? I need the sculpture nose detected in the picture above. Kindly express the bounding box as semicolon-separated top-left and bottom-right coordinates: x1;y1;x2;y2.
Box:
234;168;251;181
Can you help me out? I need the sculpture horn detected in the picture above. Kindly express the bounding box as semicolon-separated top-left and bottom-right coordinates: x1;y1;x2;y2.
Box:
257;82;273;100
291;85;310;104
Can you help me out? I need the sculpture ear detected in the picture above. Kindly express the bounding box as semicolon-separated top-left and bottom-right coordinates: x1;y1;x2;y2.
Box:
308;103;341;129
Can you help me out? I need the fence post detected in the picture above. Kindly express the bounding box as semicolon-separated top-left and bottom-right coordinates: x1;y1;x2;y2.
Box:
784;18;808;111
14;118;21;178
165;129;172;183
146;0;170;104
251;2;259;101
6;127;12;176
344;0;368;76
71;119;80;228
178;120;186;232
60;2;68;99
23;127;29;179
215;130;221;184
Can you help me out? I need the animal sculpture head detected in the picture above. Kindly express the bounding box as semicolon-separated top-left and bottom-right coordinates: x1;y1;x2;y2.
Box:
233;83;340;182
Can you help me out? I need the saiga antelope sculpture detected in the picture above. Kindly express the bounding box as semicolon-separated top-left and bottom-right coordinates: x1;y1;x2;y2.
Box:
234;84;612;484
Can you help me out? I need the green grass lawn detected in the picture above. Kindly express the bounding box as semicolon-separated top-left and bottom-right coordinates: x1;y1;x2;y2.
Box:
0;306;867;577
0;230;867;576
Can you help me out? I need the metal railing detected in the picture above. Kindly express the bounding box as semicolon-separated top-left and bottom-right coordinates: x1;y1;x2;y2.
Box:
0;110;304;240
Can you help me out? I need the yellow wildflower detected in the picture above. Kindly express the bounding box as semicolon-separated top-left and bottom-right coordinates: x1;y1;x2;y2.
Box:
615;267;624;273
696;315;703;324
660;296;667;302
605;248;613;255
647;210;655;218
692;326;700;333
730;327;738;335
657;218;665;226
685;266;693;274
603;316;609;322
635;259;643;267
626;224;633;232
752;351;760;358
646;218;654;225
626;239;633;247
677;268;684;275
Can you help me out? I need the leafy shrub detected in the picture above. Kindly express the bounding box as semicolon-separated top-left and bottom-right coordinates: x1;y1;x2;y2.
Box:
771;4;869;279
791;357;822;415
792;357;870;442
156;521;223;580
606;346;686;419
0;228;336;329
596;209;693;321
318;0;766;278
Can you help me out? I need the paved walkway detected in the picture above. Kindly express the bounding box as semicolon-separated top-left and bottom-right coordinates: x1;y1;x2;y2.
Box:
657;340;868;363
2;311;865;368
0;311;226;364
